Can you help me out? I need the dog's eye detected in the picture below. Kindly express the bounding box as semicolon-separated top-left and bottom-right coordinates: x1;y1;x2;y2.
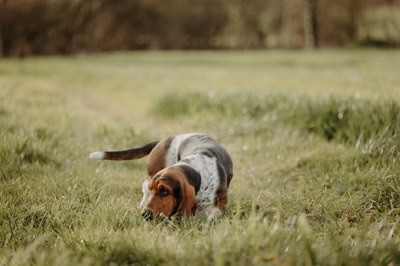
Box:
159;188;169;197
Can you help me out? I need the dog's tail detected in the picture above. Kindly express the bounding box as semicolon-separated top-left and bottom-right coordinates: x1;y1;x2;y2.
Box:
89;141;159;161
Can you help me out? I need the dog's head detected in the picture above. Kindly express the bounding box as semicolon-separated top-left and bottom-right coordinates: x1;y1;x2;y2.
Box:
141;166;197;220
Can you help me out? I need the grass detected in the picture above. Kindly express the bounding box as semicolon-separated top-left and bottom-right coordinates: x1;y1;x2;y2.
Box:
1;49;400;265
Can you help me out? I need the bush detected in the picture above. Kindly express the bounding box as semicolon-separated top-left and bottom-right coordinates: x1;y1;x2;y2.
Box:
155;92;400;161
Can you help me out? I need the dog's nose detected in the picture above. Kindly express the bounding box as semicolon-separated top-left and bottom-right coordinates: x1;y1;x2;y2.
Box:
141;209;154;220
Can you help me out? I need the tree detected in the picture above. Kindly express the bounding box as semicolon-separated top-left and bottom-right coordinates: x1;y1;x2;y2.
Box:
0;0;7;57
303;0;318;49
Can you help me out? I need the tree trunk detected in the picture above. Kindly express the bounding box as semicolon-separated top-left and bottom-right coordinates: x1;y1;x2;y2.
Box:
0;24;3;57
0;0;7;57
303;0;318;49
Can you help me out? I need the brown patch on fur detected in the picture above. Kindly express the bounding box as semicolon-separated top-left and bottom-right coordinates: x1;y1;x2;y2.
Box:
147;176;176;217
214;188;228;210
103;141;158;160
145;167;197;217
147;137;173;177
174;169;197;216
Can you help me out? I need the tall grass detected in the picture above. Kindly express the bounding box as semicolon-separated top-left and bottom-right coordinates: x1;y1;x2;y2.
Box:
154;92;400;260
155;92;400;154
1;51;400;265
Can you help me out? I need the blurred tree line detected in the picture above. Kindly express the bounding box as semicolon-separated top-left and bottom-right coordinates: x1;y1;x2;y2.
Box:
0;0;399;56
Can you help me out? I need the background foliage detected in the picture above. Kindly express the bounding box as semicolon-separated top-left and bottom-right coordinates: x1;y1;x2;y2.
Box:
1;0;400;56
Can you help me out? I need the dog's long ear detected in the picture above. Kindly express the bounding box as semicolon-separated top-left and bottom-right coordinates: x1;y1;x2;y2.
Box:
176;181;197;216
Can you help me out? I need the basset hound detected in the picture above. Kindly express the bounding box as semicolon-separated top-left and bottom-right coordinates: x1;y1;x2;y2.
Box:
90;133;233;220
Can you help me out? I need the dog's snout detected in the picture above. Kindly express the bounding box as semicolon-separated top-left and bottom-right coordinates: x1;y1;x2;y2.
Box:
141;209;154;220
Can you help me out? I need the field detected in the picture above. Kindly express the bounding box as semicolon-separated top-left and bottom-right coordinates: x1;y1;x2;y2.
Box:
1;50;400;265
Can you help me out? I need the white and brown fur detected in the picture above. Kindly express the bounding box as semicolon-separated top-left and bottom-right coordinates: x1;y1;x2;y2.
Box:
90;133;233;220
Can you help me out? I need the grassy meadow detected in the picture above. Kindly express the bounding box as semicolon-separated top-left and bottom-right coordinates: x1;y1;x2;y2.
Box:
1;50;400;265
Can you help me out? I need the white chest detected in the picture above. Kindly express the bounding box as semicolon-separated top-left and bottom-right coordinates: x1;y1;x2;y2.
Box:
178;154;220;211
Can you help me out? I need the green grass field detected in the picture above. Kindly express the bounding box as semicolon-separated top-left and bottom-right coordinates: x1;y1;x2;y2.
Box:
1;50;400;265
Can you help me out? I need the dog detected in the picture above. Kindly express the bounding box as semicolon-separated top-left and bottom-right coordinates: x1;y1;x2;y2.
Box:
90;133;233;220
